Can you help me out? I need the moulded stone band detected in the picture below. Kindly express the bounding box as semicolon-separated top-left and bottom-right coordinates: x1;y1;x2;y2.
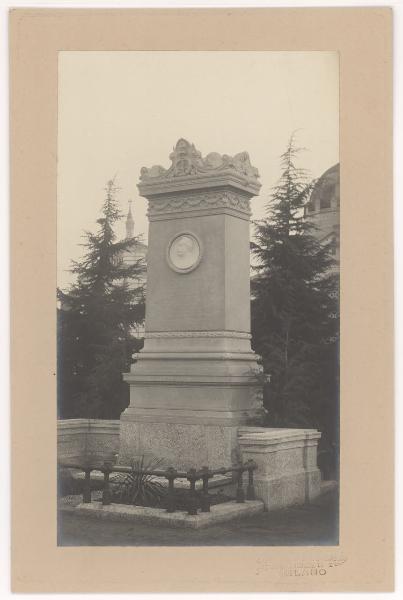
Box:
131;352;257;361
145;331;252;339
57;419;120;432
122;377;261;386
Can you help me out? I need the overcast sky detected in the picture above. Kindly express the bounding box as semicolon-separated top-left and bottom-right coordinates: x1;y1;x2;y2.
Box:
58;51;339;290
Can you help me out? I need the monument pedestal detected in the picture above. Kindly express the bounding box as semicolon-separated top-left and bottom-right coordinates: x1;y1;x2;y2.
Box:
120;334;262;469
119;422;240;471
120;139;262;469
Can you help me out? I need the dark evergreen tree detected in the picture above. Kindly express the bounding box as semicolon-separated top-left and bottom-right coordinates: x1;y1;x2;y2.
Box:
57;179;146;419
251;136;339;465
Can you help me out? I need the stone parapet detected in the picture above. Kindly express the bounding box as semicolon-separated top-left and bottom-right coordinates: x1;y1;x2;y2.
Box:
58;419;120;465
238;427;322;510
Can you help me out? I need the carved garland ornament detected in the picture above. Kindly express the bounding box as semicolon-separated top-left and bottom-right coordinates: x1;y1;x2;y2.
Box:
148;190;251;216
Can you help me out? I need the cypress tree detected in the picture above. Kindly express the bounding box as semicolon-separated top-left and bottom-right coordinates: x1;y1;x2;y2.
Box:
251;136;339;459
57;179;146;419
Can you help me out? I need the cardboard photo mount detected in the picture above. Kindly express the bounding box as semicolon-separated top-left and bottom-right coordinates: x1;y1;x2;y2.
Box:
10;8;393;593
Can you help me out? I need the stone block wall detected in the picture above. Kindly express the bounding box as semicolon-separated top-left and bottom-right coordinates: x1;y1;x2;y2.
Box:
238;427;322;510
57;419;120;465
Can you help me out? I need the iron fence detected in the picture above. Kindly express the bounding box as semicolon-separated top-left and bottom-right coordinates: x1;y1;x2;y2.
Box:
59;459;257;516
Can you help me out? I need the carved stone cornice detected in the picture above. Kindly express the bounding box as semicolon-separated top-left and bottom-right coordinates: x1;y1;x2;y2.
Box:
138;138;261;199
140;138;260;182
147;189;251;219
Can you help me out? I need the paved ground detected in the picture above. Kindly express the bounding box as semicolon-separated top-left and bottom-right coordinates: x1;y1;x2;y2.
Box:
58;488;339;547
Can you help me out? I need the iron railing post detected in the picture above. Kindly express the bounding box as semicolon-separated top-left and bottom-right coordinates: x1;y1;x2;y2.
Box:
236;467;245;503
200;466;211;512
102;461;112;506
165;467;177;513
246;460;256;500
187;468;198;515
83;468;92;503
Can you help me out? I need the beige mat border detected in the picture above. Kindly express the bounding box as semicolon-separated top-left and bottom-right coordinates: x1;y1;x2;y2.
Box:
10;7;393;593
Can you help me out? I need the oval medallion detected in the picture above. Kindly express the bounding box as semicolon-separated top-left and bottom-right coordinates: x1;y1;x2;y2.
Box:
167;233;201;273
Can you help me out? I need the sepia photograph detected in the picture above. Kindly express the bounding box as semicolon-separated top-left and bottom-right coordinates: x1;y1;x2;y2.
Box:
56;50;340;547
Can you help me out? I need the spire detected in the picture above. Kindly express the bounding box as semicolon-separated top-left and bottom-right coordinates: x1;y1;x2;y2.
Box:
126;200;134;239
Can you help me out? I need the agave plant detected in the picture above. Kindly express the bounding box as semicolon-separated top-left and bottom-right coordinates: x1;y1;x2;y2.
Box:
113;455;167;507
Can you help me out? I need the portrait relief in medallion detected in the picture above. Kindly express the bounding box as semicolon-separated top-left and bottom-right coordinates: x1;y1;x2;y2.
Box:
167;233;201;273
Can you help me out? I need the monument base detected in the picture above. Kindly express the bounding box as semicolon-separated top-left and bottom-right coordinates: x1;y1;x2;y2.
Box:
120;336;263;470
119;419;242;470
118;422;323;513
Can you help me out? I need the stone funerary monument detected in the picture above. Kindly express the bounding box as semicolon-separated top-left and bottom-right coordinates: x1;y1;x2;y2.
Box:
120;138;263;468
120;139;321;508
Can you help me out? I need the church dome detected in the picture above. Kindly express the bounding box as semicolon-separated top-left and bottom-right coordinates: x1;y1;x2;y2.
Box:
304;163;340;268
306;163;340;214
